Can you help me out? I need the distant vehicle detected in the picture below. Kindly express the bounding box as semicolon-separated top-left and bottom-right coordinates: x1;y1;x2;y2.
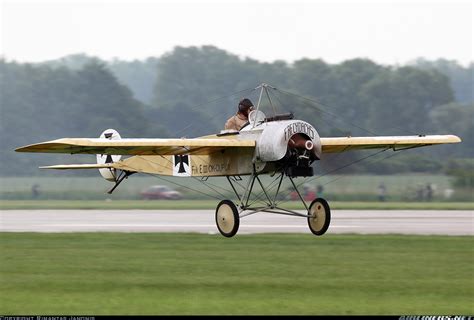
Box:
140;185;183;200
288;184;316;201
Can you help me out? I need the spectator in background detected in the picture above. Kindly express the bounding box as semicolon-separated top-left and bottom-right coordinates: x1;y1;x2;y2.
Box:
316;184;324;198
377;182;387;201
416;184;424;201
31;184;40;198
425;183;433;201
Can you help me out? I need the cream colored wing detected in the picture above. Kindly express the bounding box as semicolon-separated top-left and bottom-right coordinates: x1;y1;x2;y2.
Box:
39;164;114;169
321;135;461;153
16;137;256;155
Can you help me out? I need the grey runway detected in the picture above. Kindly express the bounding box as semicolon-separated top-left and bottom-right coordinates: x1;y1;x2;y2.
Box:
1;209;472;235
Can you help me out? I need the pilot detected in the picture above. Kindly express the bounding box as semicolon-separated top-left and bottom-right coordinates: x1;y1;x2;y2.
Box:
224;98;254;131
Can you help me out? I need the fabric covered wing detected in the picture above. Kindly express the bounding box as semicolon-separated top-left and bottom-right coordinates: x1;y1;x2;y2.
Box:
39;164;114;170
16;138;256;155
320;135;461;153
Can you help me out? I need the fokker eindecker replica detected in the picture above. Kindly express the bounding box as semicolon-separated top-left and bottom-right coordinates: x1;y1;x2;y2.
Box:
16;83;461;237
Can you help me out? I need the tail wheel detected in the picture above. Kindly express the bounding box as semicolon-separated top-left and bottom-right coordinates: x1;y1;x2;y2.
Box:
215;200;240;237
307;198;331;236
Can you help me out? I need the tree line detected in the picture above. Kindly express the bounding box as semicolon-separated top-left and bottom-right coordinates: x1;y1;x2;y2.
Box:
1;46;472;176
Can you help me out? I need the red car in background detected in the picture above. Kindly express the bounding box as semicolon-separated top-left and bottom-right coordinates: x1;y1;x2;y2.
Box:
140;185;183;200
288;184;317;201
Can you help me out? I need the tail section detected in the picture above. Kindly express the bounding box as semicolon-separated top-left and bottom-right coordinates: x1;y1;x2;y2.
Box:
28;128;134;194
97;129;122;181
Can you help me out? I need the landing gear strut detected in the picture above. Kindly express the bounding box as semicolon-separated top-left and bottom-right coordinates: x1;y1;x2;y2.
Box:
214;168;331;237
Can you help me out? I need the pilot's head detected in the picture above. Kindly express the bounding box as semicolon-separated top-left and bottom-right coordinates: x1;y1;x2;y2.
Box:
238;98;254;116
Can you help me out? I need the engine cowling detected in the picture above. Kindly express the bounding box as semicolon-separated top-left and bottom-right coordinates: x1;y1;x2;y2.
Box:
255;120;321;177
256;120;321;161
97;129;122;181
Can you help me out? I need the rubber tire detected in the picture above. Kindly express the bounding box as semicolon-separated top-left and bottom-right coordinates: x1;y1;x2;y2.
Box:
307;198;331;236
215;200;240;237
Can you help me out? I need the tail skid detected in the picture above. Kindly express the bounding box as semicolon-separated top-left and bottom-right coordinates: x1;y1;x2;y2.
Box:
106;170;134;194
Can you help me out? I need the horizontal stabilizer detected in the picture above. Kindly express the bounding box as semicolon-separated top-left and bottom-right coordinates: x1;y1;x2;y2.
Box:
321;135;461;153
40;164;114;170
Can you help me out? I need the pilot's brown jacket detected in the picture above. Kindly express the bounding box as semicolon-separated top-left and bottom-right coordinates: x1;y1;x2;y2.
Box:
224;113;248;131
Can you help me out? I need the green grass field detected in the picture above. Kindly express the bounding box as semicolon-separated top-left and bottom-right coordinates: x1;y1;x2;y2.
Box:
1;199;473;210
0;233;472;315
1;174;472;202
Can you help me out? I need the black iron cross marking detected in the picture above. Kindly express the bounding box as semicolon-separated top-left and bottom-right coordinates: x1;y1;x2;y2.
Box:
102;132;114;162
105;155;113;163
174;155;189;173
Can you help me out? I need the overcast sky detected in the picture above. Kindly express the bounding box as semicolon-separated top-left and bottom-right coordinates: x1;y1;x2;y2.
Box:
1;0;472;66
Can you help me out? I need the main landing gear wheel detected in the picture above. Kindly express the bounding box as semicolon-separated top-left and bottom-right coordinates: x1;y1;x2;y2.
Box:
307;198;331;236
215;200;240;237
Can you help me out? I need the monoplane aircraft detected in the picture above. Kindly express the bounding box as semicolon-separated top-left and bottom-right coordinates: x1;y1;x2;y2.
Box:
15;83;461;237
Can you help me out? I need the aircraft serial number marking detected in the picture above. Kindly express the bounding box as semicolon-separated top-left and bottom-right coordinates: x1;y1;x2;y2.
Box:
192;163;230;175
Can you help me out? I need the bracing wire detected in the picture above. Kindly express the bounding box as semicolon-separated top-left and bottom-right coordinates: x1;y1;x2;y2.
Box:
278;148;404;207
275;87;422;136
245;173;285;208
137;85;261;200
134;155;234;200
144;172;223;201
270;89;350;136
247;148;389;207
171;87;257;137
138;83;420;207
275;87;380;136
315;150;403;189
301;148;389;187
